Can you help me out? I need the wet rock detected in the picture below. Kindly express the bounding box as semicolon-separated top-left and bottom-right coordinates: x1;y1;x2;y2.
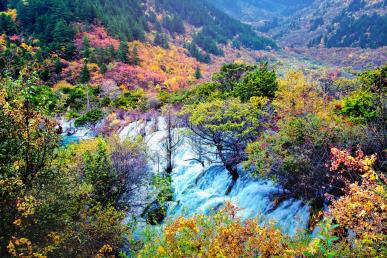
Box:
142;200;167;225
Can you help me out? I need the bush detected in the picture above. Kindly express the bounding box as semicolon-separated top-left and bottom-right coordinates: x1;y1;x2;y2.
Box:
336;90;377;124
235;63;278;101
74;108;103;128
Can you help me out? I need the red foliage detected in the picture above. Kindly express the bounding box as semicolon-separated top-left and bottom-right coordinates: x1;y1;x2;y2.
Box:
75;25;120;51
96;62;166;90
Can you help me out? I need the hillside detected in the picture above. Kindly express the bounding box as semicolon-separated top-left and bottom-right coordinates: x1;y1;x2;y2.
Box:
212;0;387;48
0;0;276;96
0;0;386;257
1;0;276;59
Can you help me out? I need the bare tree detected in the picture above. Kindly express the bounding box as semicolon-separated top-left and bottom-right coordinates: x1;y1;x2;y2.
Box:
108;135;148;207
161;106;183;175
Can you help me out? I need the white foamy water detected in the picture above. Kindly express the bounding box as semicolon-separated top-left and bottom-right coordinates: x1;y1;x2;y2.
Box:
119;117;310;236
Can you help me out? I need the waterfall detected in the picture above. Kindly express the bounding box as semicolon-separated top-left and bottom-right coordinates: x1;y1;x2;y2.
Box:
119;117;311;236
61;116;311;236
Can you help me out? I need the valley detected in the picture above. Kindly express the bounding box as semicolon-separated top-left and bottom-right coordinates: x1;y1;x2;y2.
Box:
0;0;386;257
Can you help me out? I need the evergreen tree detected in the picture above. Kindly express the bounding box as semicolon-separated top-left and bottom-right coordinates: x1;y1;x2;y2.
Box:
0;14;17;35
117;40;129;63
52;19;74;45
107;45;116;60
161;33;169;49
195;66;202;79
154;33;169;49
54;58;63;74
99;63;107;74
131;46;140;66
80;60;90;84
81;36;91;59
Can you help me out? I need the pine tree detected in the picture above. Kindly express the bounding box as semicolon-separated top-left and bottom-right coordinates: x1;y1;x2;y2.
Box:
80;60;90;84
0;14;17;35
195;66;202;79
161;33;169;49
99;63;107;74
117;40;129;63
108;45;116;60
54;58;63;74
131;46;140;66
81;36;91;59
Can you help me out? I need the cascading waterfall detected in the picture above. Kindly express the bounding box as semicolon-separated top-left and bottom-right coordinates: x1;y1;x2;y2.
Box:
119;117;311;236
61;116;311;236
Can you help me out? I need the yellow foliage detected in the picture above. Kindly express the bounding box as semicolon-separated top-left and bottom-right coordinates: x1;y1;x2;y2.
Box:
274;71;333;121
139;203;307;257
52;80;74;92
1;9;17;21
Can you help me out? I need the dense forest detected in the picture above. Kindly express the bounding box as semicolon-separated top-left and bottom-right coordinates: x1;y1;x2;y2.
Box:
0;0;386;257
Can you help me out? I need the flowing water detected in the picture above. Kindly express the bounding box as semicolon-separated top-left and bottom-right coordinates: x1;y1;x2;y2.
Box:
62;117;311;236
119;118;311;236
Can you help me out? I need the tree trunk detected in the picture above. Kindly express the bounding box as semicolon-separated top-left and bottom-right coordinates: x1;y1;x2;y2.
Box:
225;164;239;195
216;145;239;195
166;111;173;174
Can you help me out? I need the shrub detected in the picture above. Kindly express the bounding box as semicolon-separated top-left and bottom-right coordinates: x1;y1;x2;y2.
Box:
74;108;103;128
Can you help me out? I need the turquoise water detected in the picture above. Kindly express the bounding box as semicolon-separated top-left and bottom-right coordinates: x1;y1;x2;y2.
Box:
61;135;80;146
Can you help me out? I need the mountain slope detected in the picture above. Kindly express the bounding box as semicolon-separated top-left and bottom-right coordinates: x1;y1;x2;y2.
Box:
4;0;276;60
211;0;387;48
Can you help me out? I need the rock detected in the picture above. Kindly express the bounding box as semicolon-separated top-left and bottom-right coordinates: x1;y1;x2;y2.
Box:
142;200;167;225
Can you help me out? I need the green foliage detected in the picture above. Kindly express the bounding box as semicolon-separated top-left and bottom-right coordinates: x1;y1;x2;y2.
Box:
315;219;340;258
81;36;91;59
113;89;146;110
83;138;119;205
184;41;211;63
336;64;386;125
337;90;377;124
23;84;59;114
194;30;224;56
156;0;277;52
185;62;276;103
194;66;202;79
162;14;185;34
117;40;129;63
154;33;169;49
0;13;17;35
74;108;103;128
131;46;140;66
325;11;387;48
79;61;90;84
235;63;278;100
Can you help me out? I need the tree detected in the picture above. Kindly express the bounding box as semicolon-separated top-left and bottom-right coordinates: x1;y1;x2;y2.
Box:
74;108;103;129
154;33;169;49
81;35;91;59
182;98;264;194
235;63;278;101
52;19;74;46
99;62;108;74
195;66;202;79
116;40;129;63
130;46;140;66
213;62;256;94
0;13;17;35
161;106;183;174
0;76;59;255
79;60;90;84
